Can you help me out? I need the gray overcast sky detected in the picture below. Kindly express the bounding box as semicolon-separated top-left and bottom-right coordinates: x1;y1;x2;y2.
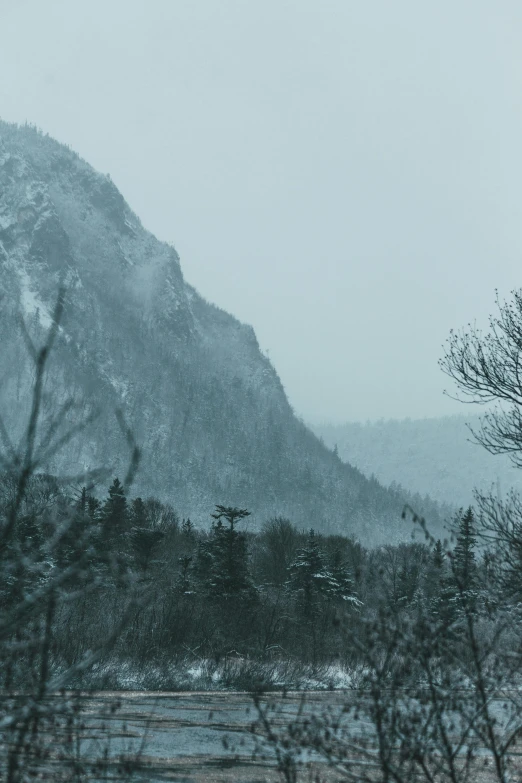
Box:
1;0;522;423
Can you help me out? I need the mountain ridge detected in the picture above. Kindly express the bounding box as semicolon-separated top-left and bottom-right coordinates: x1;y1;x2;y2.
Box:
0;120;447;543
312;413;522;509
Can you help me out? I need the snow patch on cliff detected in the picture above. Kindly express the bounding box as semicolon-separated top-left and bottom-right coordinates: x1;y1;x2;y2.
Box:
17;268;53;329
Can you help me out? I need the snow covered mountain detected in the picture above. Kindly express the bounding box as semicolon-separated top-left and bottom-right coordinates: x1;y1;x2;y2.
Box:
0;121;446;542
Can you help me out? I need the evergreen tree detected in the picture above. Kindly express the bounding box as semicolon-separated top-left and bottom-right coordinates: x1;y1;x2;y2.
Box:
130;527;164;572
289;530;324;584
62;486;102;569
395;544;429;607
101;478;128;544
288;530;338;616
328;547;361;606
176;555;194;595
211;505;250;531
452;506;477;594
75;486;101;521
427;539;445;607
397;564;415;606
129;497;165;571
76;486;88;515
427;539;455;623
179;518;196;556
181;517;194;536
87;495;101;521
433;539;444;570
130;496;147;527
194;506;256;601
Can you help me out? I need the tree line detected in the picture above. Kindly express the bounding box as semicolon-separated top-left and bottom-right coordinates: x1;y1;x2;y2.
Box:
1;466;487;685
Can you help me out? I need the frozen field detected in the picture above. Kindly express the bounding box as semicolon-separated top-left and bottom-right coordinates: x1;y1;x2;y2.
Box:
58;690;358;781
31;689;522;782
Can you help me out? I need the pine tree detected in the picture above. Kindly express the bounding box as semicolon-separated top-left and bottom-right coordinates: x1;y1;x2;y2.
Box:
130;527;164;572
130;496;147;527
87;495;101;521
328;547;361;607
395;545;429;608
176;555;194;595
211;505;250;532
288;530;336;617
75;486;100;521
62;486;102;568
452;506;477;595
194;506;256;601
433;539;444;570
181;518;194;536
76;486;88;515
101;478;128;544
129;497;165;571
289;530;324;582
427;539;445;607
427;539;455;623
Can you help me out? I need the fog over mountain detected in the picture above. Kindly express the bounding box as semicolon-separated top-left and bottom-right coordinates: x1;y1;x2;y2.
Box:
313;414;522;509
3;1;522;424
0;121;449;543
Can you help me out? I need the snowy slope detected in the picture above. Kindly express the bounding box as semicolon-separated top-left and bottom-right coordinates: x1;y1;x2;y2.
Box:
0;122;447;542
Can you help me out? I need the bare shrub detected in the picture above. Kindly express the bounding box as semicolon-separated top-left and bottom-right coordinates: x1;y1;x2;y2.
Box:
0;291;146;781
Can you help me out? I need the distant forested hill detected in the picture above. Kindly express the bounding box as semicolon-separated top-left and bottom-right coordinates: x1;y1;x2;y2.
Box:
312;414;522;508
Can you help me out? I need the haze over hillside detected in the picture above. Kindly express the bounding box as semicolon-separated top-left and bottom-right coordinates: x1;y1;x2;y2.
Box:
313;414;522;509
0;121;449;543
3;2;522;425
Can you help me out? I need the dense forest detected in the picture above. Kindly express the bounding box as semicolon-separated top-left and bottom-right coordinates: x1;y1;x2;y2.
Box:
0;470;482;690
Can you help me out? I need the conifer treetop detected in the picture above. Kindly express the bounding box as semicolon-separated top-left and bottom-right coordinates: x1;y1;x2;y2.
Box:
211;505;251;530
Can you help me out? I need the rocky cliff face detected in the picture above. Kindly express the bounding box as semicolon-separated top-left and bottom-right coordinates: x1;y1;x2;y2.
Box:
0;122;445;542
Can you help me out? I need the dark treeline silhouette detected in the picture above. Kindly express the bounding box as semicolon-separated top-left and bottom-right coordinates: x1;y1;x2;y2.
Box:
2;468;491;690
